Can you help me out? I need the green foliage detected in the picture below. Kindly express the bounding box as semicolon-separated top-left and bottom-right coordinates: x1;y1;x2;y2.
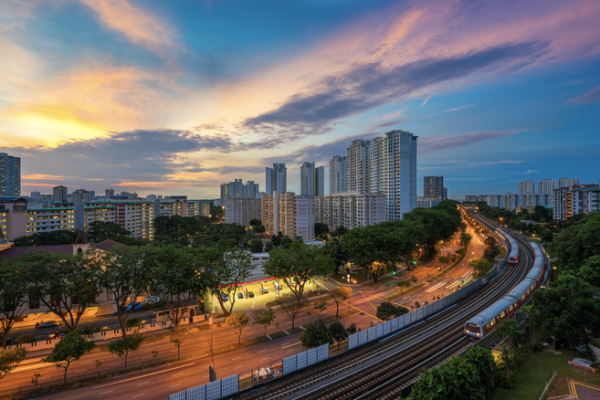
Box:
169;326;192;359
323;239;348;274
88;221;131;242
0;347;27;380
376;301;409;321
0;259;30;348
469;258;492;277
554;212;600;269
313;298;327;312
250;240;264;253
460;233;472;246
23;250;102;332
409;346;498;400
210;205;224;222
438;255;451;264
125;317;144;329
251;308;275;337
265;242;274;252
43;328;95;383
346;322;357;335
225;311;250;345
314;223;330;241
331;226;349;239
108;332;144;372
99;246;153;337
328;321;348;345
300;318;332;349
277;293;308;330
529;275;600;348
13;230;80;247
263;242;335;296
16;334;35;345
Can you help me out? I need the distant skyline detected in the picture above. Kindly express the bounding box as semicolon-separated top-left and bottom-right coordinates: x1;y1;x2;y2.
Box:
1;0;599;199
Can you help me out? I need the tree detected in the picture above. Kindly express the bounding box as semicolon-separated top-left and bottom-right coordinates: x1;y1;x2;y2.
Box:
250;240;264;253
0;259;30;348
226;311;250;346
16;334;35;346
553;213;600;268
330;287;352;319
148;245;207;329
0;347;27;380
469;258;492;278
376;301;408;321
313;298;327;313
203;248;253;315
25;250;102;332
13;230;79;247
438;255;451;265
328;321;348;346
252;308;275;337
278;293;308;330
540;230;554;244
263;242;334;297
529;275;600;348
265;242;274;252
88;221;131;242
249;219;261;228
108;332;144;372
460;233;472;246
332;226;349;239
314;223;330;241
210;205;224;223
346;322;358;335
323;240;348;274
577;255;600;288
98;246;153;338
170;326;192;360
43;329;95;383
300;318;332;349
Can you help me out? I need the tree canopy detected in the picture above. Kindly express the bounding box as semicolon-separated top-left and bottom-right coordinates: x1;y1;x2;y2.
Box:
13;230;80;247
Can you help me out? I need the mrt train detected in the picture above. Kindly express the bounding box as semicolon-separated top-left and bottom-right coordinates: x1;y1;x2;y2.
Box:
497;229;520;266
464;242;547;338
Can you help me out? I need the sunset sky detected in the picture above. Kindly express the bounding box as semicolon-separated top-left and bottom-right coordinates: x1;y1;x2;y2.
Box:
1;0;599;199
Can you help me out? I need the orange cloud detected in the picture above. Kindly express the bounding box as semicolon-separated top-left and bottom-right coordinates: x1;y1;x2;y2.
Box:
22;174;72;180
78;0;177;54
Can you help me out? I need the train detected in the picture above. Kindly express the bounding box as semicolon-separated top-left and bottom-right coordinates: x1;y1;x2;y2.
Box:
496;228;520;266
464;241;547;338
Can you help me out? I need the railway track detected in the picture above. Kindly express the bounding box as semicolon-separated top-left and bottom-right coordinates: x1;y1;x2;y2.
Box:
236;214;534;400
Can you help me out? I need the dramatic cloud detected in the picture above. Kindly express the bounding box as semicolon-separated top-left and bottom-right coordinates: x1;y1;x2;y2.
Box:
419;130;533;155
568;85;600;104
243;41;548;137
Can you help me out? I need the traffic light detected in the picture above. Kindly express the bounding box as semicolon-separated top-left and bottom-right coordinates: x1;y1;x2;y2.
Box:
392;271;396;275
209;366;217;382
413;261;417;265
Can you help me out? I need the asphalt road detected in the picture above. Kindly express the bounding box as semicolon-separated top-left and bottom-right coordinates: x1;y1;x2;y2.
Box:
3;225;488;399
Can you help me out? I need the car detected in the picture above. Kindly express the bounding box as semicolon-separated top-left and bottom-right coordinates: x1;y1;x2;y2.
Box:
237;292;244;299
248;291;255;298
38;321;59;329
221;294;228;301
146;296;160;304
133;302;142;311
126;303;134;311
57;332;66;340
262;287;269;294
47;331;61;340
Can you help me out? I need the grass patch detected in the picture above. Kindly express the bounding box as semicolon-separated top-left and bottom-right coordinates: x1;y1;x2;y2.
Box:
494;348;600;400
385;283;426;301
269;331;288;339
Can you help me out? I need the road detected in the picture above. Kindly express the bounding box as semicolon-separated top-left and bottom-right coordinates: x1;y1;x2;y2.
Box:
3;224;489;399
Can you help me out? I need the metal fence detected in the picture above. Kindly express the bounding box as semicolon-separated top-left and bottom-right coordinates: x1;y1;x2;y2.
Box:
169;375;239;400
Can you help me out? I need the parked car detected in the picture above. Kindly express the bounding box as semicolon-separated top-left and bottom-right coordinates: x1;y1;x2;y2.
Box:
57;332;66;340
237;292;244;299
262;288;269;294
248;291;255;298
133;302;142;311
221;294;229;301
146;296;160;304
47;331;61;340
126;302;142;311
38;321;59;329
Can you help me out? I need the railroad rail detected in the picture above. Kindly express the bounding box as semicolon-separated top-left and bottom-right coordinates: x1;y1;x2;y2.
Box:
234;211;535;400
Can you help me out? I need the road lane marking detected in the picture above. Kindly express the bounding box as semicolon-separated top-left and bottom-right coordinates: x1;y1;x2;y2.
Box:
425;282;446;293
260;357;271;361
343;302;379;321
169;384;181;388
93;363;196;389
137;382;149;386
287;349;295;353
257;350;266;353
172;373;183;377
233;365;243;369
281;342;301;349
232;356;241;360
142;356;152;359
100;391;113;395
132;394;145;398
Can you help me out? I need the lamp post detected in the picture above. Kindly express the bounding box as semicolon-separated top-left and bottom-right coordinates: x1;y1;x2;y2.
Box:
584;361;600;399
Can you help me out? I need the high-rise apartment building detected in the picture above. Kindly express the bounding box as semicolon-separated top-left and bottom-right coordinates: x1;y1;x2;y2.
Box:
300;163;325;196
244;181;261;198
53;185;68;202
225;197;262;227
0;153;21;197
30;191;40;200
424;176;444;200
346;140;370;193
265;164;287;194
553;184;600;221
147;194;157;201
72;189;91;203
220;179;244;206
519;180;535;193
329;156;347;195
262;192;314;241
367;130;418;220
105;188;115;199
443;187;448;200
538;179;554;194
314;191;386;231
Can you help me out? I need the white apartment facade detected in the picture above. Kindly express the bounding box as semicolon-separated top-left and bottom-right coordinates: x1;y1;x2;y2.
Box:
261;192;314;241
225;197;262;227
329;155;347;195
315;191;386;230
